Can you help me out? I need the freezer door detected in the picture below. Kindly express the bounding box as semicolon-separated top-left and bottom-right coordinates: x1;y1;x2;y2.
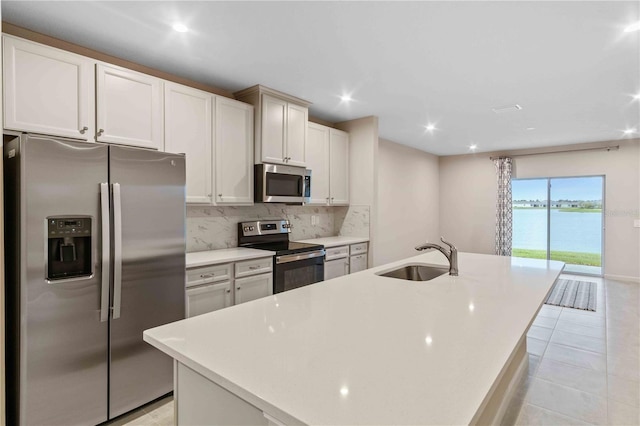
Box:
108;145;186;418
6;135;109;425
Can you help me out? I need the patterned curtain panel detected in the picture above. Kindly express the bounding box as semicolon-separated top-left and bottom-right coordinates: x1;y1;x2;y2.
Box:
493;157;513;256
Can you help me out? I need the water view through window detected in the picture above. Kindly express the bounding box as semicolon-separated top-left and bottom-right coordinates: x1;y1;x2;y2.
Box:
512;176;603;276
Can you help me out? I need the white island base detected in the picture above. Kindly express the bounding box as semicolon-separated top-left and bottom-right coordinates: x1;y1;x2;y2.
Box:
172;338;528;425
145;252;563;425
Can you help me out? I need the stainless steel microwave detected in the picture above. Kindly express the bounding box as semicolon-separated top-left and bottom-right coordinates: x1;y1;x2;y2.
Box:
255;164;311;204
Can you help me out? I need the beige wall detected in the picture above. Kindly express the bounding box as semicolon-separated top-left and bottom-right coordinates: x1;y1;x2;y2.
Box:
438;154;498;255
439;140;640;281
335;116;379;265
376;139;440;265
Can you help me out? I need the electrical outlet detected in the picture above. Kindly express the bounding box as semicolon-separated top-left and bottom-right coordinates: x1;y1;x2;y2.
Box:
315;215;320;226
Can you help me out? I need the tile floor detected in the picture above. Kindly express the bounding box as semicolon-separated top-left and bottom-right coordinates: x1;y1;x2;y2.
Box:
114;274;639;426
503;273;640;425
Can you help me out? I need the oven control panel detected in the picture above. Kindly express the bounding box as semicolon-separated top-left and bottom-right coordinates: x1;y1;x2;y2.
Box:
240;219;292;237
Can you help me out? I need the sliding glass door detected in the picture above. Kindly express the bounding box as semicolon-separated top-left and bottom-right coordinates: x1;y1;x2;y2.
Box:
512;176;604;276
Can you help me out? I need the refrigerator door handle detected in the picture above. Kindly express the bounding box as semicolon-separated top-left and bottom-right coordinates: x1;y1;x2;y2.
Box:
112;183;123;319
100;183;111;322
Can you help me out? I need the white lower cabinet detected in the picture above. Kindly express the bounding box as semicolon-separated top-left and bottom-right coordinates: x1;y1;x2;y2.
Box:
324;258;350;280
186;256;273;317
235;274;273;304
349;254;367;274
323;242;369;280
186;281;232;318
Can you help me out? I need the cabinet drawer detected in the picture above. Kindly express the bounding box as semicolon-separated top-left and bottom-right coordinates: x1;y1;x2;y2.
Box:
235;257;273;278
325;245;349;260
350;242;368;255
186;263;232;287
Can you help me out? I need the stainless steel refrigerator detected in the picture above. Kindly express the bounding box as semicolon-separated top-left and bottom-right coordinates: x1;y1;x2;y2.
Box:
4;133;186;425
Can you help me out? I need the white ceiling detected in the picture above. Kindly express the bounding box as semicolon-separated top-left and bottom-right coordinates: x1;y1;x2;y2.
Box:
2;1;639;156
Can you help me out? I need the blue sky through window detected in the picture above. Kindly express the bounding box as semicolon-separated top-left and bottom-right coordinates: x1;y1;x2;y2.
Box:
513;177;603;201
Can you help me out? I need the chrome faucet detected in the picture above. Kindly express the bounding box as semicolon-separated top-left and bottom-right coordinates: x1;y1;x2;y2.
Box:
415;237;459;276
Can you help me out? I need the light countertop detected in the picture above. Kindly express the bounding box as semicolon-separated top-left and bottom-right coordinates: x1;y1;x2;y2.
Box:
146;252;564;425
296;235;369;248
186;248;275;268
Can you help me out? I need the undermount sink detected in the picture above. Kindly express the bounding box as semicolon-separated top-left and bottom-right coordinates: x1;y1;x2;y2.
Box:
376;264;449;281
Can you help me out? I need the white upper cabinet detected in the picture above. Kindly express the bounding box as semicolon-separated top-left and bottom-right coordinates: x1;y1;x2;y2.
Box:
3;35;94;140
285;103;308;167
260;95;287;164
164;82;213;204
96;63;164;150
214;97;254;205
306;123;330;205
329;128;349;205
234;85;311;166
306;123;349;206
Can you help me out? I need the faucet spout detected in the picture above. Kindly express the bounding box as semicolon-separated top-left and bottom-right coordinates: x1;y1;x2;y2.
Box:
415;236;459;276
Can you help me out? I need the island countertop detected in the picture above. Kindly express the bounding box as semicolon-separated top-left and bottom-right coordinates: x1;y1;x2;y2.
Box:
144;252;564;425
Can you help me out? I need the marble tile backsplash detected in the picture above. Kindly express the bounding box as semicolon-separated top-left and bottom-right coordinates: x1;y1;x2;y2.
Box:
187;204;342;252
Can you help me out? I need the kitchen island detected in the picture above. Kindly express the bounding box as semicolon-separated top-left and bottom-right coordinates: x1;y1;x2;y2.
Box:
144;251;564;425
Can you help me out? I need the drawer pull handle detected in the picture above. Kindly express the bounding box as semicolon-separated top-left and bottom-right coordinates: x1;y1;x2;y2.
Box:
200;273;215;278
248;266;260;270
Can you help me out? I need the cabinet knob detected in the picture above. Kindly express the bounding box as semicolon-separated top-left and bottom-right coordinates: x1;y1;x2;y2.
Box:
218;194;223;198
236;287;241;291
207;194;212;198
96;129;104;137
226;289;231;293
79;126;88;134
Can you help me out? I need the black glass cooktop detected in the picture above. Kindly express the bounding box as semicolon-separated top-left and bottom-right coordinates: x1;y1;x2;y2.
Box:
245;241;324;256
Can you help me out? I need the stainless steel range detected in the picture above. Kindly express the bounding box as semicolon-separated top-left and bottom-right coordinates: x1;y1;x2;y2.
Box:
238;219;325;293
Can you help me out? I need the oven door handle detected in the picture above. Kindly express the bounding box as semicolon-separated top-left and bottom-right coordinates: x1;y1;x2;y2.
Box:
276;250;326;264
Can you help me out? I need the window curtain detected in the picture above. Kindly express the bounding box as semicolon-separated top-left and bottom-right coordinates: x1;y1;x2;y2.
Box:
493;157;513;256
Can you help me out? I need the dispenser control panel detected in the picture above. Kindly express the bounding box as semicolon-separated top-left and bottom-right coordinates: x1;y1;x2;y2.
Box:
46;216;92;281
48;218;91;237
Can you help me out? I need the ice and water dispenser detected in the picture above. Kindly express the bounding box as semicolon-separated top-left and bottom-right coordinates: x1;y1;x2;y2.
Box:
46;217;92;281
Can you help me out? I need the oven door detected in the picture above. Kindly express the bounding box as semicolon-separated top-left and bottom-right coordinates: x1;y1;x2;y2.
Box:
274;250;325;293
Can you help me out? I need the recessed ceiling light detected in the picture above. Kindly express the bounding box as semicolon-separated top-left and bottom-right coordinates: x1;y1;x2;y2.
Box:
492;104;522;114
624;21;640;32
172;23;189;33
469;144;478;151
623;128;637;135
526;127;536;131
633;93;640;101
340;94;353;102
425;124;436;132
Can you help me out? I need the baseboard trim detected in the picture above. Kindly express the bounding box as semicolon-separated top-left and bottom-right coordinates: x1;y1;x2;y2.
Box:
604;274;640;283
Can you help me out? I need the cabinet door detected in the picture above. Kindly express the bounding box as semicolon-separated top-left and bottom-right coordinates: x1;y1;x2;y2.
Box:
285;103;308;167
349;254;367;274
3;36;94;140
96;63;163;150
186;281;232;318
215;97;254;205
329;128;349;205
261;94;287;164
235;273;273;305
324;258;349;281
306;123;330;205
165;82;213;204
